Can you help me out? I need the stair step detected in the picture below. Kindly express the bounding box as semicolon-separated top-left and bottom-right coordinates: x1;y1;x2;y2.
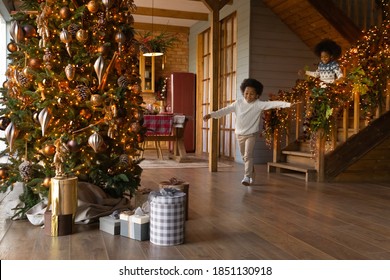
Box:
282;150;313;158
267;162;317;182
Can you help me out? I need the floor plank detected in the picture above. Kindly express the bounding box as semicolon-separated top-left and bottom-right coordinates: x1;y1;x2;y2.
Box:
2;154;390;260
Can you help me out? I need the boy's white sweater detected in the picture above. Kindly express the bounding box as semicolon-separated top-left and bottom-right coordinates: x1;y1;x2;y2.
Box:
210;98;291;135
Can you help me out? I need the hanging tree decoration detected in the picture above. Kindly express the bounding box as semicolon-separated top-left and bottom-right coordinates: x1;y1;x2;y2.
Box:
88;131;104;152
5;122;19;152
115;31;126;54
94;56;105;88
10;21;24;44
38;107;51;136
60;29;72;57
102;0;113;19
65;64;76;81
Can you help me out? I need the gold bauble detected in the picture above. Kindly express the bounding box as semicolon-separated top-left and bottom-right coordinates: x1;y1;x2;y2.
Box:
76;29;88;43
90;94;104;107
42;177;51;188
87;0;99;13
42;144;56;156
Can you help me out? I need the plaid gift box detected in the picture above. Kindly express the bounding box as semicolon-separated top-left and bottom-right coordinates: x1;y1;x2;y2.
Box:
159;178;189;220
149;188;186;246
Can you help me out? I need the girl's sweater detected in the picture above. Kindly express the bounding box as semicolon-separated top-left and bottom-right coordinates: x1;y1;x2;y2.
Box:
210;99;291;135
305;60;343;84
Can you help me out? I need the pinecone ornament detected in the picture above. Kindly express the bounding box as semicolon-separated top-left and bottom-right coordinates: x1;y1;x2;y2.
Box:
67;23;79;37
119;154;130;167
117;75;130;88
18;160;33;181
75;85;91;102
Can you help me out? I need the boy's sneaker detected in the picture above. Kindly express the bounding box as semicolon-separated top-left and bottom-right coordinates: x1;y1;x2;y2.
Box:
241;176;251;186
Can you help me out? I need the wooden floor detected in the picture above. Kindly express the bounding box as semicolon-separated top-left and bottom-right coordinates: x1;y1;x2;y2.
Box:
2;154;390;260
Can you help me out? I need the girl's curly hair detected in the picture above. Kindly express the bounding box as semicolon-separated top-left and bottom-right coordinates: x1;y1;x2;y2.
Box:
314;39;342;59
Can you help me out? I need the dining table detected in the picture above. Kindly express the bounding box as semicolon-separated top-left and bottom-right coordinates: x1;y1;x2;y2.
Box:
142;114;187;162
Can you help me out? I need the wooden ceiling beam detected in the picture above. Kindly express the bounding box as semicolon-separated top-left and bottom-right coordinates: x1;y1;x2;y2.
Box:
134;7;208;21
133;22;190;34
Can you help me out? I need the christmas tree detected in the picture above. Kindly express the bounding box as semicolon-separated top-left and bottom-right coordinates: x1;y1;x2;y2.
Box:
0;0;146;216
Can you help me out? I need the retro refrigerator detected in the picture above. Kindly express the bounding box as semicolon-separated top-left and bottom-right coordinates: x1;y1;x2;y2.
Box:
168;72;196;153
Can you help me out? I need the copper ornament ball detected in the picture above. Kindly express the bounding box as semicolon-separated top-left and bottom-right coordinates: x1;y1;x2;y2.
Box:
42;144;56;156
59;6;71;19
29;58;42;69
7;42;18;52
0;168;8;179
87;0;99;13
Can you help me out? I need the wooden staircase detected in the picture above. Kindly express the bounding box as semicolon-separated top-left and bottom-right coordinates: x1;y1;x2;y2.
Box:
265;0;389;182
267;141;316;181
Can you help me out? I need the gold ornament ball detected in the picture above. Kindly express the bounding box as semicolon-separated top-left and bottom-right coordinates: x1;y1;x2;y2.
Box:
90;94;104;107
87;0;99;13
3;80;9;89
42;144;56;156
7;42;18;52
29;58;42;69
42;177;51;188
59;6;71;19
76;29;88;43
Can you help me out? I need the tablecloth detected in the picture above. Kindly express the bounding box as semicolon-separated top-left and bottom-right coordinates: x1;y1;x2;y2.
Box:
144;115;173;135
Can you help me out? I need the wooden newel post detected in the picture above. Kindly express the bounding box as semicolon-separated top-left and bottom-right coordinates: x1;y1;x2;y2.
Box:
273;129;280;163
315;128;326;182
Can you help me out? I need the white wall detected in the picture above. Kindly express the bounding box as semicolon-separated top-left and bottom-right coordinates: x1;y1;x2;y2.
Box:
250;0;317;163
190;0;317;164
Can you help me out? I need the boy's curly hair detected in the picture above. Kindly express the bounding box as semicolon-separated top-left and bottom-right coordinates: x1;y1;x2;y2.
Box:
314;39;342;59
240;78;264;97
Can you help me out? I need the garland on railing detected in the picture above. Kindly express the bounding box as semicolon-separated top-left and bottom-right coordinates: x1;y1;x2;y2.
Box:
262;18;390;148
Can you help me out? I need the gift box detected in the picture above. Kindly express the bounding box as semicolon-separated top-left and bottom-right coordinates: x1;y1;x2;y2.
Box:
44;210;73;236
120;211;132;238
159;178;189;220
99;216;120;235
149;188;186;246
44;176;78;237
120;209;149;241
133;187;152;209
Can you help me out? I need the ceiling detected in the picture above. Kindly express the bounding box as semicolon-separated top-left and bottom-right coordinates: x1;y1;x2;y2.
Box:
1;0;211;33
132;0;210;33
